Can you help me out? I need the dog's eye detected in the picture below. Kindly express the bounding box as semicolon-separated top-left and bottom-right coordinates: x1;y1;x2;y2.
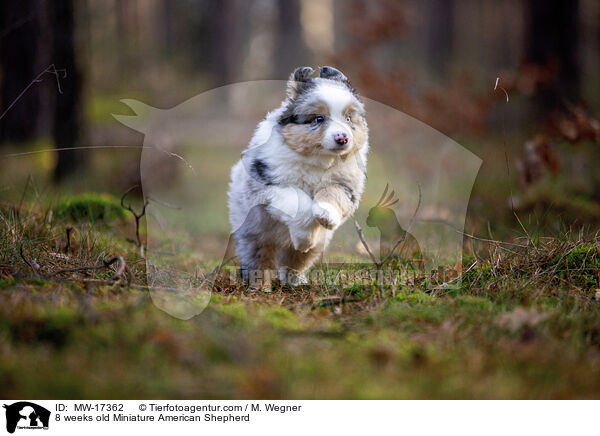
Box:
345;115;352;123
312;115;325;124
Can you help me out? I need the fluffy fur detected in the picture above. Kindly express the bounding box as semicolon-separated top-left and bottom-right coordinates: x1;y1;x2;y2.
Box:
228;66;369;288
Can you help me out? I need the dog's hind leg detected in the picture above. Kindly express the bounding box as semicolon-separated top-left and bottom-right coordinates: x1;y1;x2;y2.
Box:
236;237;276;290
233;205;277;289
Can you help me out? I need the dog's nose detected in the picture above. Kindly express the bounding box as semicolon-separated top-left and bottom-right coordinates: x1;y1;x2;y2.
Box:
334;132;348;145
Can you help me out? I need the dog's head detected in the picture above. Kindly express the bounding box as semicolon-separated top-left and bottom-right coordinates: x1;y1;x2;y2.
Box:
278;66;368;156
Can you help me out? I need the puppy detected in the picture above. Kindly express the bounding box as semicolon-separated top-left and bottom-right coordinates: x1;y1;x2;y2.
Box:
228;66;369;288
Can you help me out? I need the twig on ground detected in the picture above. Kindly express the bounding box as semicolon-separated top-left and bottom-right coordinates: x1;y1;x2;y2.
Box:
19;244;40;278
64;226;73;253
50;256;126;284
121;185;149;259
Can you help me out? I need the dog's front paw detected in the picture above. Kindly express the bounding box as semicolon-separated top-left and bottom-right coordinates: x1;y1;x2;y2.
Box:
312;202;341;230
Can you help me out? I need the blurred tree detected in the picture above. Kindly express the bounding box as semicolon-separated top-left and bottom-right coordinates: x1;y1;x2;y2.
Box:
51;0;85;181
116;0;139;76
426;0;454;78
195;0;251;86
0;0;44;143
274;0;308;79
525;0;580;119
158;0;177;56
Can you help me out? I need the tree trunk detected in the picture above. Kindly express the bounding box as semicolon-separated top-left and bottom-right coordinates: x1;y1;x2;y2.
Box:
525;0;580;119
115;0;139;76
51;0;85;182
274;0;308;79
193;0;251;86
0;0;43;143
426;0;454;78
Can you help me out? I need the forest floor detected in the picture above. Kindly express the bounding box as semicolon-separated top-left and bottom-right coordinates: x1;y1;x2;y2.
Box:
1;193;600;399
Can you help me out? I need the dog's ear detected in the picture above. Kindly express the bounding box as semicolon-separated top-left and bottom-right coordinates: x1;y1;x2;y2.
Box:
319;66;348;82
320;65;361;101
286;66;314;99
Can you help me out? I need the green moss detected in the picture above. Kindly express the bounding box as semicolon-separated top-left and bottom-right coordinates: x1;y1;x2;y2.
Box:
381;299;448;332
216;301;248;324
392;290;434;305
564;243;600;290
210;293;225;305
565;244;600;267
343;284;369;299
54;193;127;223
453;295;494;314
263;307;302;331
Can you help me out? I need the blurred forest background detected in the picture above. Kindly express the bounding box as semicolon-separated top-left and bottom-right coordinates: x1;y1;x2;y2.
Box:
2;0;600;400
1;0;600;235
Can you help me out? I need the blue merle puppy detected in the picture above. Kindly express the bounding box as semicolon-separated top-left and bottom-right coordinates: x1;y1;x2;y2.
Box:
228;66;369;288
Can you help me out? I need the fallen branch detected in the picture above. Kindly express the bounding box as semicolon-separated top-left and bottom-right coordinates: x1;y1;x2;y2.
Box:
50;256;126;284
